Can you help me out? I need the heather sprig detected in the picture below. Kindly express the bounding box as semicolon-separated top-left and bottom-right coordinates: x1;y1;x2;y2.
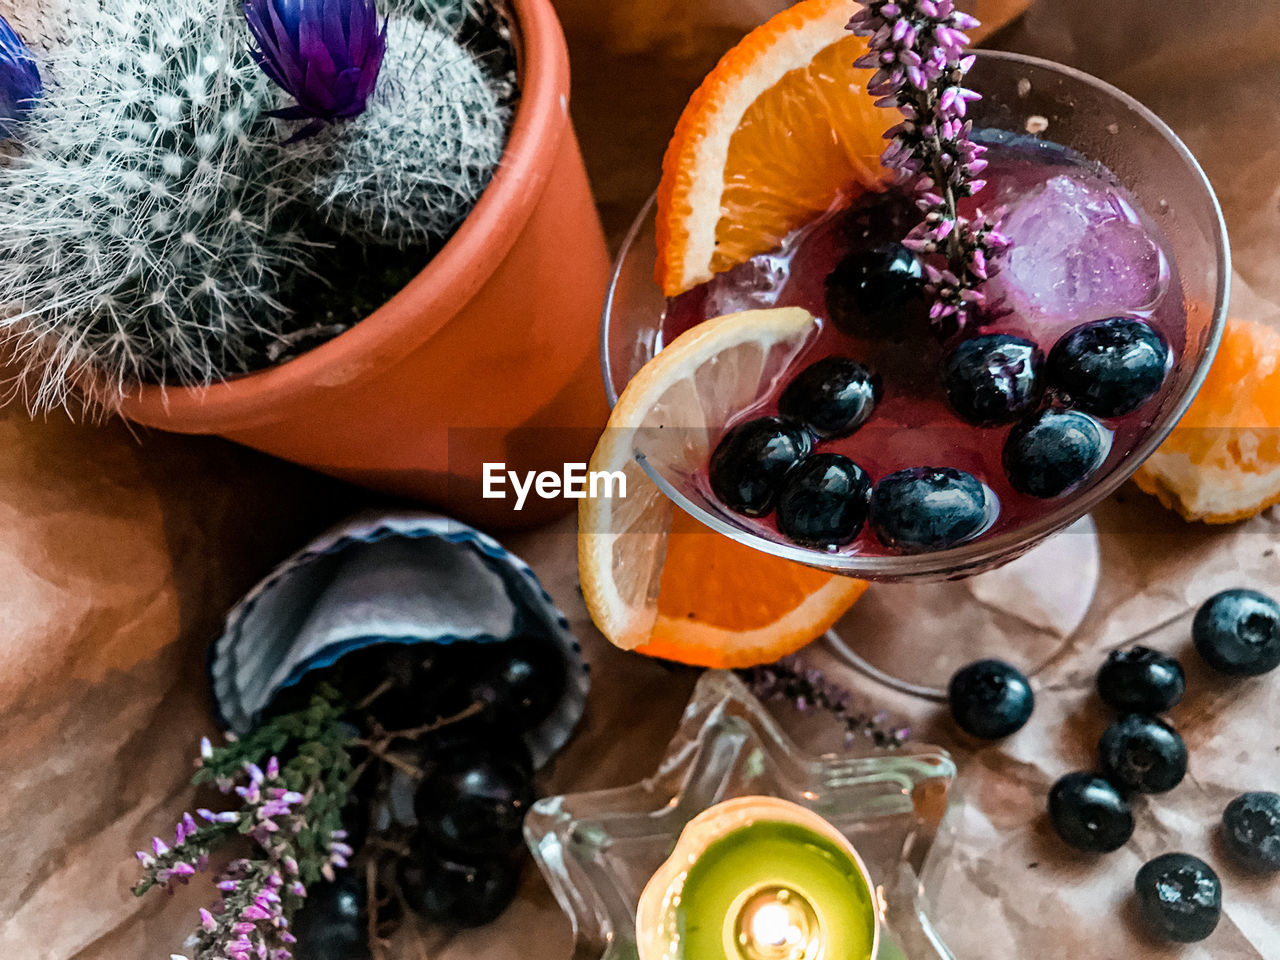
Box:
742;656;910;749
849;0;1011;329
135;686;358;960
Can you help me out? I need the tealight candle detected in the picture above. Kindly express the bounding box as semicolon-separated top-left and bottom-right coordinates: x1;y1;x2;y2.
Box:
636;797;880;960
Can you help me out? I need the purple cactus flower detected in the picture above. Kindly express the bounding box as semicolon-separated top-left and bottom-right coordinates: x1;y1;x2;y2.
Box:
0;14;40;140
243;0;387;137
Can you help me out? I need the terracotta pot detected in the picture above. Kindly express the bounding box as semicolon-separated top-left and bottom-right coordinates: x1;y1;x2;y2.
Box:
116;0;610;530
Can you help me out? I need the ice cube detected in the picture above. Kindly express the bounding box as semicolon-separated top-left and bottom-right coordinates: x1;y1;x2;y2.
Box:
989;174;1169;327
702;248;792;317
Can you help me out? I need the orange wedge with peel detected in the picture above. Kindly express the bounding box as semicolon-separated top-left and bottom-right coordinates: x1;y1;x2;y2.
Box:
655;0;897;297
578;308;868;668
1134;318;1280;523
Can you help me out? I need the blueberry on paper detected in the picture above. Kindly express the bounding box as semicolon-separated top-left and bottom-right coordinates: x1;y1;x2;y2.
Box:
1192;588;1280;677
1096;646;1185;714
1048;771;1134;853
1222;791;1280;872
1098;714;1187;794
1134;853;1221;943
948;659;1034;739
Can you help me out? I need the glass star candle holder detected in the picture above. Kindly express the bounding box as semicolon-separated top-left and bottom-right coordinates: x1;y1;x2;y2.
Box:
524;671;958;960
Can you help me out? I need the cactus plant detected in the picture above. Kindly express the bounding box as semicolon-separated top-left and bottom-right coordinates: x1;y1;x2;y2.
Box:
0;0;311;412
276;12;509;249
0;0;519;412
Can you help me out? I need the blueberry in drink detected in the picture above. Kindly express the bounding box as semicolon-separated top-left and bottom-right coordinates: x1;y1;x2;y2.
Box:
824;242;926;339
943;333;1044;425
1003;409;1111;499
708;416;811;518
775;453;872;549
870;467;993;552
778;356;880;438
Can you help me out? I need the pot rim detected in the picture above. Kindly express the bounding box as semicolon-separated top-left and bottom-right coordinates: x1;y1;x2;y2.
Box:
116;0;571;429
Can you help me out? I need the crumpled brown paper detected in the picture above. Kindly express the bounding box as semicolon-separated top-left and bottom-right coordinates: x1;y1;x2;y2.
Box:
2;0;1279;958
0;406;358;959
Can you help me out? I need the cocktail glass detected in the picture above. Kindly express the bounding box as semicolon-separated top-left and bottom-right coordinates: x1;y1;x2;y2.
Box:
599;52;1229;697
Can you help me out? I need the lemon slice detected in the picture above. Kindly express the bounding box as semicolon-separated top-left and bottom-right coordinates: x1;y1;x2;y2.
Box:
578;308;868;665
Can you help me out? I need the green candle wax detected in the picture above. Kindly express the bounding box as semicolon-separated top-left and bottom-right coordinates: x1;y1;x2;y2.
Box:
674;819;877;960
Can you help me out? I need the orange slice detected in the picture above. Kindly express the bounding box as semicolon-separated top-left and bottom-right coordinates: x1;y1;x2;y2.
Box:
1133;318;1280;523
578;308;868;668
655;0;897;297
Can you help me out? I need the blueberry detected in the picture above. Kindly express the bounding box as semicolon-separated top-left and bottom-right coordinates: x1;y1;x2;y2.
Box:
825;243;925;338
338;642;478;731
422;727;534;779
778;357;881;438
464;635;567;731
415;753;535;856
292;876;372;960
1222;791;1280;871
1003;408;1110;499
1096;646;1186;714
1192;588;1280;677
1048;772;1135;853
948;659;1035;739
775;453;872;549
943;334;1045;425
1046;317;1171;417
870;467;994;551
1134;853;1221;943
1098;714;1188;794
399;849;521;927
709;416;812;517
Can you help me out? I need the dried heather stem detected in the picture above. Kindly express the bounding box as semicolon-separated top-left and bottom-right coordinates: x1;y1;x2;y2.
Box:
741;656;910;749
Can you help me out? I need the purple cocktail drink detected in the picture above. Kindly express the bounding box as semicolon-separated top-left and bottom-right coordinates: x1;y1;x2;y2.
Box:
672;133;1183;557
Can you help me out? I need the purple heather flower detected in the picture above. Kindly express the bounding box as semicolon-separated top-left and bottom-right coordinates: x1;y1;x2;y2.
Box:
849;0;1010;329
243;0;387;136
0;14;40;140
